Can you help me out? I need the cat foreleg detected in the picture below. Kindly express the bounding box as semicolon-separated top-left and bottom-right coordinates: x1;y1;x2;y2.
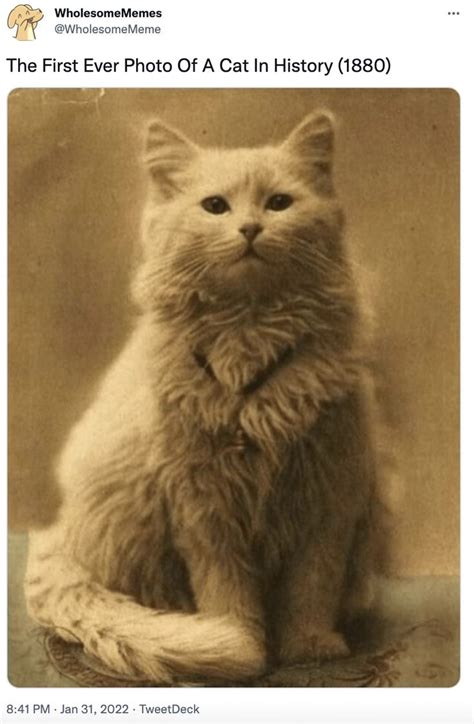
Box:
276;531;353;664
188;547;265;628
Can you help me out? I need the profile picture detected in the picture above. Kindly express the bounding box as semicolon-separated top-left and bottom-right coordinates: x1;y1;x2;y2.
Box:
7;4;43;40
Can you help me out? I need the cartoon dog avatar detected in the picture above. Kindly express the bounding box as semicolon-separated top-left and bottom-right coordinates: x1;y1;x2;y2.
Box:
8;4;43;40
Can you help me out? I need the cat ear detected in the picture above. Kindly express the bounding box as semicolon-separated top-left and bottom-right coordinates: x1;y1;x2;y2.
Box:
283;112;335;192
144;120;198;197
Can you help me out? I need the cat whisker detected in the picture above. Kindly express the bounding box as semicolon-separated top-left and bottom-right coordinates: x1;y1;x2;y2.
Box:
290;237;341;264
287;246;348;279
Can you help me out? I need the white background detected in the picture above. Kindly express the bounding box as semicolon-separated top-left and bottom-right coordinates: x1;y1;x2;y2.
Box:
2;0;472;722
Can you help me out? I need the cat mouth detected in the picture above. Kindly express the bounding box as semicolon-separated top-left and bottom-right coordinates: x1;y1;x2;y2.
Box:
237;247;265;262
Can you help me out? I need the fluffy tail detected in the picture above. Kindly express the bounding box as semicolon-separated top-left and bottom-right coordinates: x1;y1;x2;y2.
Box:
25;571;265;684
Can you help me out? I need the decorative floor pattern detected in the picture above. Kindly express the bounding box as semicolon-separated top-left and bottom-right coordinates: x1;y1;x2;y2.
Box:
9;534;459;687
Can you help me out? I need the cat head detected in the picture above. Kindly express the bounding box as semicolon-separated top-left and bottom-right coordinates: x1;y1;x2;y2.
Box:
136;111;346;309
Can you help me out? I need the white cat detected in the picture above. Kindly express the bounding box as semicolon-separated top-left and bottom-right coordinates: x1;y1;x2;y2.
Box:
25;111;379;684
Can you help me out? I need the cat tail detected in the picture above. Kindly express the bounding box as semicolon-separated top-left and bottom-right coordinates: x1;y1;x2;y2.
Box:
25;561;266;684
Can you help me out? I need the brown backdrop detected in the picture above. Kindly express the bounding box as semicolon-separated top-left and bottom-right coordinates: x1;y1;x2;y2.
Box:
8;88;459;576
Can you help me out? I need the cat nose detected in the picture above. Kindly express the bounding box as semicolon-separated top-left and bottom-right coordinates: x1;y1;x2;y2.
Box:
239;223;263;243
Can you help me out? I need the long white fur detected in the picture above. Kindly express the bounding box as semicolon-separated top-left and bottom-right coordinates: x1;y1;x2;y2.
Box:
25;111;378;683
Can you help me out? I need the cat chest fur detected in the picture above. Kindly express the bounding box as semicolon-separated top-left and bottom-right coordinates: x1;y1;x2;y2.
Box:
151;313;364;572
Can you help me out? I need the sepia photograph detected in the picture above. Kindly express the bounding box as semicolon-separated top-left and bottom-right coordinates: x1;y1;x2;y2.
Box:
8;88;459;687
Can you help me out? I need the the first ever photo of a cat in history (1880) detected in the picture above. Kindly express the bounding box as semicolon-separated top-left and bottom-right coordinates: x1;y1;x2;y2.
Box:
8;88;459;688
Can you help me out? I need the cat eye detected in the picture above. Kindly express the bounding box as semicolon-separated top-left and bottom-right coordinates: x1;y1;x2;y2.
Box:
201;196;230;215
266;194;293;211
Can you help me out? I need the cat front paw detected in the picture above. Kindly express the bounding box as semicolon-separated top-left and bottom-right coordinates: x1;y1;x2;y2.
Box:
280;629;350;665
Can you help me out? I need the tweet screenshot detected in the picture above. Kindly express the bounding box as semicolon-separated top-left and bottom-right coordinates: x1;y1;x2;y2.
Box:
3;0;472;722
